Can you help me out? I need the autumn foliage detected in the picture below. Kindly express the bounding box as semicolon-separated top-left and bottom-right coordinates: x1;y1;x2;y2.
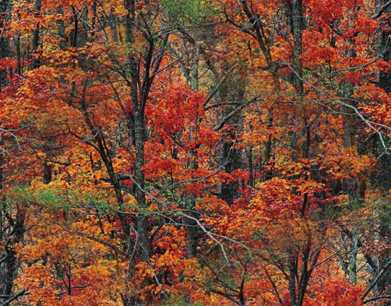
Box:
0;0;390;305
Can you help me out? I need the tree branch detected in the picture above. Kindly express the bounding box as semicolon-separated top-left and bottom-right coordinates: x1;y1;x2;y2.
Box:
0;289;28;306
362;259;391;301
372;0;391;19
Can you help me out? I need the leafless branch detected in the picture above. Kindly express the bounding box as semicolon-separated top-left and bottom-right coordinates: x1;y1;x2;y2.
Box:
362;259;391;301
372;0;391;18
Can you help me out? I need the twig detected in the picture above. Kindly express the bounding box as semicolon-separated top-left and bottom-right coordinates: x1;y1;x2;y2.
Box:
362;259;391;301
0;289;28;306
372;0;391;18
364;295;391;304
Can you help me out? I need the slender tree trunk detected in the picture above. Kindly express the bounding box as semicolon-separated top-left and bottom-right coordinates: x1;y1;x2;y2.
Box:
124;0;151;263
288;251;298;306
374;0;391;295
133;108;151;260
287;2;315;305
185;52;201;258
247;147;255;187
31;0;42;68
0;0;10;89
0;2;25;303
218;66;246;204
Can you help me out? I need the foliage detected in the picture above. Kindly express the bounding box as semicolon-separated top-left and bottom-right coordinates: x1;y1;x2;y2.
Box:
0;0;390;305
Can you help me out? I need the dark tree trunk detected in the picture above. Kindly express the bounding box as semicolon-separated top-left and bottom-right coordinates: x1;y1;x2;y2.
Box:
374;0;391;295
218;67;246;204
0;2;25;303
133;109;151;260
31;0;42;68
0;0;10;89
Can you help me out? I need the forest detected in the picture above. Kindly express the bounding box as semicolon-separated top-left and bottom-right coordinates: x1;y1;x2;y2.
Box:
0;0;390;305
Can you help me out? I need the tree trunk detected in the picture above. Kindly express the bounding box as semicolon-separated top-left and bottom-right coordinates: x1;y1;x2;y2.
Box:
218;66;246;204
0;0;10;89
133;109;151;260
31;0;42;68
374;0;391;295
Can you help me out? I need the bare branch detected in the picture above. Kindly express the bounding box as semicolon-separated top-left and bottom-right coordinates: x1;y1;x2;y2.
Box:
372;0;391;18
0;289;28;306
362;259;391;301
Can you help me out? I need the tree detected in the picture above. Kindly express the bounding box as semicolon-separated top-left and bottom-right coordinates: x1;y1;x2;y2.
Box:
0;0;390;305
